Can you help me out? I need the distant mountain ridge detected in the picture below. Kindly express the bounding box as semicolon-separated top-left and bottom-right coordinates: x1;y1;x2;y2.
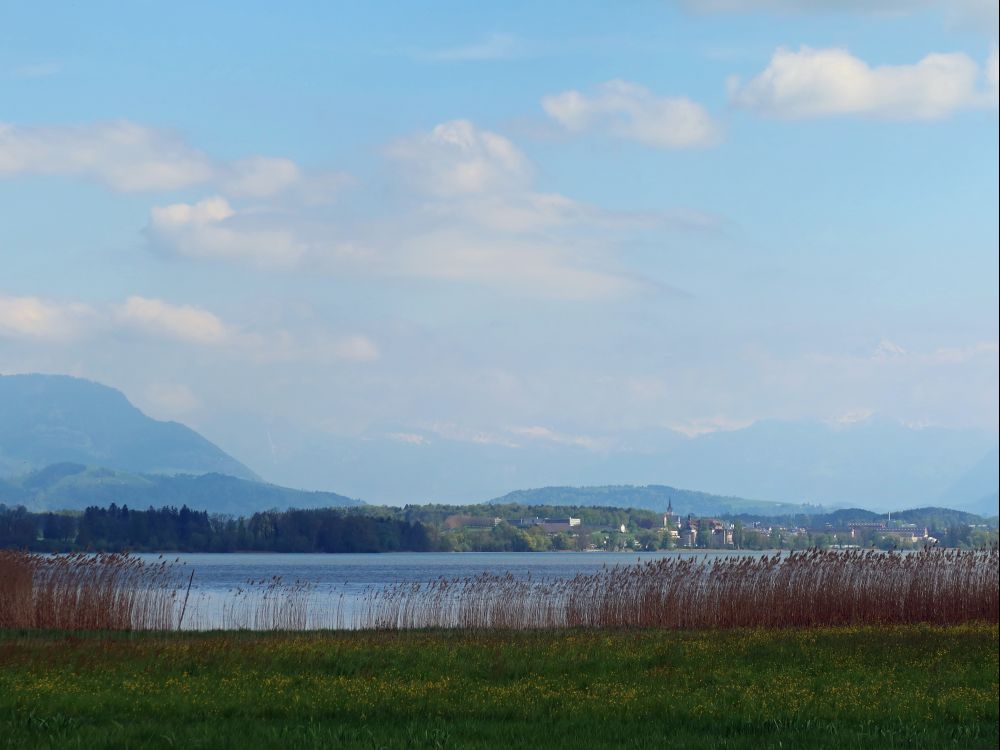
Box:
936;449;999;518
490;485;825;517
0;462;361;515
229;415;997;511
3;372;995;518
0;373;257;480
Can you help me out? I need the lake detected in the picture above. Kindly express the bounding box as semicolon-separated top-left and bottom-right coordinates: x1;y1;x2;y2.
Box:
135;550;773;629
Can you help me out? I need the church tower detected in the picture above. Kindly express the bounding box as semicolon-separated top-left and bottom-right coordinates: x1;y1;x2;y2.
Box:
663;497;674;528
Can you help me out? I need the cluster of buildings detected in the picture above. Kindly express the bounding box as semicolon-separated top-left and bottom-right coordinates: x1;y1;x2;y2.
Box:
662;500;733;548
443;515;582;534
662;501;934;549
443;502;936;550
842;522;931;544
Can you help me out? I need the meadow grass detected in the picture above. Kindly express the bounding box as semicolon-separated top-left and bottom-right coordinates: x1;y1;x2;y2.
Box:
1;623;996;749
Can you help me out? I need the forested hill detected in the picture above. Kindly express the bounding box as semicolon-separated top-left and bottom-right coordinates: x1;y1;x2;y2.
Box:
0;373;257;480
730;506;991;529
0;463;361;515
490;485;824;516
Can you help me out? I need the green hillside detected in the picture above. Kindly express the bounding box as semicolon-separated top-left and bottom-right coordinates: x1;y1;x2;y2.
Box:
490;484;825;516
0;462;361;515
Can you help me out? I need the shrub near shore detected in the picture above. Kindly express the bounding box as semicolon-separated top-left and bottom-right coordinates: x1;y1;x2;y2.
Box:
1;625;997;749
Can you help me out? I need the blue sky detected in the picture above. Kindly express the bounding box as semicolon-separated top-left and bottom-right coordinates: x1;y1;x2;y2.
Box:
1;1;998;494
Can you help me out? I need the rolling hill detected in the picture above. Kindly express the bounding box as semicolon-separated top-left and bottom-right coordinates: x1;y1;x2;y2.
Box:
489;485;825;517
0;462;361;515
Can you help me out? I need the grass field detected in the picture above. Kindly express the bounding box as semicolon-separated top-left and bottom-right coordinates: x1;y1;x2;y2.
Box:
1;624;997;749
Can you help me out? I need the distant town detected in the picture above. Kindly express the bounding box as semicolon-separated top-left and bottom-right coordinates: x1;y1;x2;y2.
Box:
438;499;998;552
2;499;996;554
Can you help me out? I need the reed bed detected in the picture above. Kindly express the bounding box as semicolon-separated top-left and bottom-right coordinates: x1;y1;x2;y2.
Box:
2;547;997;631
354;547;999;630
219;576;314;630
0;550;184;630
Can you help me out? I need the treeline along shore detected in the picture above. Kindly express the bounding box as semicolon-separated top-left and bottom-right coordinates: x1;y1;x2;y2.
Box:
1;501;996;553
0;505;434;553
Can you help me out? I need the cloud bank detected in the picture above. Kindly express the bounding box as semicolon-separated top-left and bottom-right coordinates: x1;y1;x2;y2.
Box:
730;47;997;119
0;120;347;198
0;292;378;364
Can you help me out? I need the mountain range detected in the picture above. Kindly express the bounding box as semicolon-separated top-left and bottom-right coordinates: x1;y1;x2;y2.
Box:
489;485;824;518
1;372;997;517
0;373;360;514
225;416;998;513
0;462;359;515
0;374;257;480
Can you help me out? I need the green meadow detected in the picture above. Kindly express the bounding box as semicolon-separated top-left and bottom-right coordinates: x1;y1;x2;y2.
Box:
1;624;996;749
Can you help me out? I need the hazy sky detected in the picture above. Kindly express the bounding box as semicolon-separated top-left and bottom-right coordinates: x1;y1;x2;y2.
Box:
2;1;998;479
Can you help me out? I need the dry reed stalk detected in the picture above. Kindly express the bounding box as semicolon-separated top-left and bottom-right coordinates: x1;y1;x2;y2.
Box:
348;547;999;631
0;550;184;630
5;547;996;633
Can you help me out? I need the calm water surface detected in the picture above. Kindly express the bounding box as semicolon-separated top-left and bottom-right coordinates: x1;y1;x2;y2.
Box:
135;550;772;629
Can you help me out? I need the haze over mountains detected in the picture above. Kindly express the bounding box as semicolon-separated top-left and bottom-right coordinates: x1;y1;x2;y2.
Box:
0;374;257;481
0;374;359;514
230;414;998;513
1;373;996;516
0;463;359;515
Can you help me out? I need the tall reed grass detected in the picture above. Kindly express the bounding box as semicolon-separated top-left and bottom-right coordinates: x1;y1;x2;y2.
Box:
354;547;999;630
2;547;996;631
0;550;183;630
220;576;314;630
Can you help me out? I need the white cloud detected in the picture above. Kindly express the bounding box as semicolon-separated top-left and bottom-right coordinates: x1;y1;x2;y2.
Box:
147;196;308;267
542;80;722;148
385;432;429;445
426;422;521;448
221;156;302;198
0;120;215;191
396;228;638;299
665;416;754;437
379;120;649;298
1;292;232;347
420;192;609;233
385;119;532;196
145;121;643;300
115;296;232;345
147;195;369;270
729;47;996;119
142;382;202;417
826;408;875;426
873;338;908;358
924;340;999;365
0;119;348;198
2;291;382;367
331;335;380;363
0;294;97;340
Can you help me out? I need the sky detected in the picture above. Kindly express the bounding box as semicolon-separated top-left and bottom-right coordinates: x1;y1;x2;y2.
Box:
1;1;998;497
